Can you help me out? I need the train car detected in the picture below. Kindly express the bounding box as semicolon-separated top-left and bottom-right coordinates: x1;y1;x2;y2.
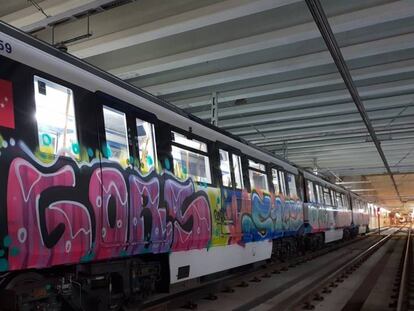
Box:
0;22;378;310
350;194;370;234
301;171;355;245
0;21;306;310
368;203;391;230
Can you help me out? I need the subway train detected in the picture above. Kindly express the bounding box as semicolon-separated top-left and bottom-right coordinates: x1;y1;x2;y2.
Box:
0;22;388;310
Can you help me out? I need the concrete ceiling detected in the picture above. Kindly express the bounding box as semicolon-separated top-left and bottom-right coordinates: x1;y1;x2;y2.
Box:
1;0;413;210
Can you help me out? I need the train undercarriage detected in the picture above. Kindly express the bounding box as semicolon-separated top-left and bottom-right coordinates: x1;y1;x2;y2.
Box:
0;226;363;311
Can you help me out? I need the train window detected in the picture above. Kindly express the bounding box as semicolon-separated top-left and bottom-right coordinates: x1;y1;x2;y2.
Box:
173;131;207;152
287;173;297;198
34;76;79;158
102;106;130;165
307;181;316;202
248;160;266;171
278;171;287;195
342;194;348;208
171;131;211;183
248;159;268;192
323;187;332;206
272;168;280;195
232;154;244;189
336;193;343;208
136;118;157;173
330;190;337;207
219;149;232;187
315;184;323;203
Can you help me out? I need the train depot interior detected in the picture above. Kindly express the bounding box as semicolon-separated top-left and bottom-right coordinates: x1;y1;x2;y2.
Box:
0;1;413;310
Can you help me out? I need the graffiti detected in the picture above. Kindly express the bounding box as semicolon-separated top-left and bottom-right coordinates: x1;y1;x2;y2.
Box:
220;189;251;245
7;158;92;269
128;174;171;254
0;137;307;273
0;140;213;271
164;177;211;251
241;191;303;242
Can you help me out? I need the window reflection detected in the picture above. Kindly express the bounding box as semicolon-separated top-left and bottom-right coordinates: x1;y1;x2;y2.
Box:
171;131;211;183
34;76;79;158
103;106;129;166
136;118;157;173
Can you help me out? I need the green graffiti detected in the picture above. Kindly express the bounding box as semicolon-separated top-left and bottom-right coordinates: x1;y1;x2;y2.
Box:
0;259;8;272
80;251;95;263
3;235;11;248
146;155;153;166
72;143;80;155
42;133;52;146
10;247;20;257
164;158;171;170
102;144;112;158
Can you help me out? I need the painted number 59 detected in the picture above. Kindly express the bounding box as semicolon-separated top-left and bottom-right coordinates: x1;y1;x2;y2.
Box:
0;40;12;53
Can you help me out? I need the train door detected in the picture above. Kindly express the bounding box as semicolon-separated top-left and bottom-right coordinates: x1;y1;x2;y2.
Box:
96;92;162;254
95;94;135;251
215;143;245;244
9;72;98;268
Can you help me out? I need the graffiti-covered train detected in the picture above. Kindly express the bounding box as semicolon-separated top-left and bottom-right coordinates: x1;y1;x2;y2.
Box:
0;22;387;310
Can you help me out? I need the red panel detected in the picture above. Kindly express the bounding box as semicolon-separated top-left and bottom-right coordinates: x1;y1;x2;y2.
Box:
0;79;15;129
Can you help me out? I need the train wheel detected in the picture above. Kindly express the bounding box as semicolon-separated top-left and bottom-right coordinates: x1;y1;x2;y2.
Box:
1;272;60;311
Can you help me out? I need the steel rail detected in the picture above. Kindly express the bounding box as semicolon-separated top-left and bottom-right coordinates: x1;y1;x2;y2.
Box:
284;226;404;310
397;224;412;311
305;0;402;203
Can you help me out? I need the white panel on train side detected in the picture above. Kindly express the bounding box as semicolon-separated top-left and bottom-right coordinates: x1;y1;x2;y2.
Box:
324;228;344;243
0;29;297;174
359;225;368;234
169;240;272;284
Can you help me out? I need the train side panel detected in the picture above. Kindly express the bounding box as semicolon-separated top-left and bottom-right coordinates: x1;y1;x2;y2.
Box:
0;53;308;280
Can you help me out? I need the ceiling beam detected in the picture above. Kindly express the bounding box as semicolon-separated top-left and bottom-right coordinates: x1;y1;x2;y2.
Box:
239;117;414;143
219;98;414;129
109;1;414;79
142;32;414;95
1;0;115;32
194;84;414;121
173;59;414;110
286;146;414;162
67;0;301;59
266;131;414;149
270;140;414;157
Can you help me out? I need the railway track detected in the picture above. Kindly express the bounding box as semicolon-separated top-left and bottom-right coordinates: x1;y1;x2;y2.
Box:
242;225;409;311
130;227;396;311
395;224;413;311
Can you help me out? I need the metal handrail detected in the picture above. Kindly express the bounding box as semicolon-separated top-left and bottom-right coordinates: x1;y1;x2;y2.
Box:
397;224;412;311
